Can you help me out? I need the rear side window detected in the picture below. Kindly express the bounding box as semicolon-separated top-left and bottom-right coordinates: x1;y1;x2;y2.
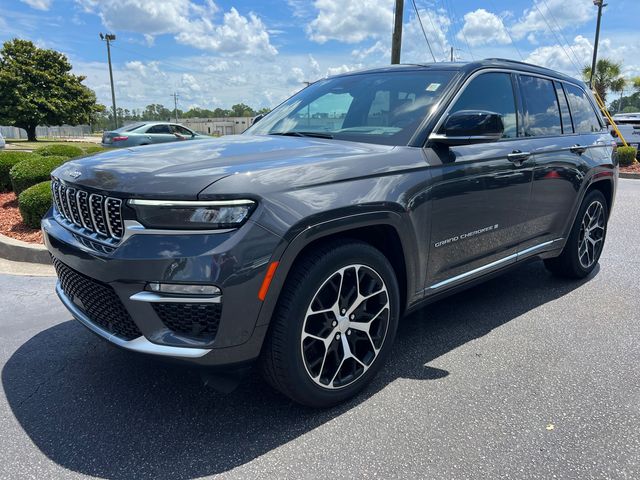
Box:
554;82;574;134
519;75;562;137
564;84;603;133
147;124;171;134
449;72;517;139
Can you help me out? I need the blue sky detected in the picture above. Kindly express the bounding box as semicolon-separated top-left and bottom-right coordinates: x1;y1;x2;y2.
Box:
2;0;639;111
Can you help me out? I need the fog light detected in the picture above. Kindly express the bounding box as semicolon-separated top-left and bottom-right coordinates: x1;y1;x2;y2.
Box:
146;282;221;296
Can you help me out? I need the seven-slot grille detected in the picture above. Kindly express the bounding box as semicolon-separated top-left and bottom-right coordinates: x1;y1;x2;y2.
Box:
51;179;124;241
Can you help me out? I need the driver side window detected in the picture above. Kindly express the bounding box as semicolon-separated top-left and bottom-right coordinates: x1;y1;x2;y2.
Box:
449;73;517;139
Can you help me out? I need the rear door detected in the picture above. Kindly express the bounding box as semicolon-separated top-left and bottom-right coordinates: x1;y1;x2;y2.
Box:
425;71;534;290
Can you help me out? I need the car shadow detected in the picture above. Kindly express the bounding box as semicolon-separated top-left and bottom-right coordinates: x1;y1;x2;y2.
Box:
2;261;596;479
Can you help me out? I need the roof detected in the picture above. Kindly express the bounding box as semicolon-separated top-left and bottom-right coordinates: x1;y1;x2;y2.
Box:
331;58;583;85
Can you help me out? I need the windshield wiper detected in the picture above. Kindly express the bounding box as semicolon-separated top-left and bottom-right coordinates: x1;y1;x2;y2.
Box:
269;131;334;139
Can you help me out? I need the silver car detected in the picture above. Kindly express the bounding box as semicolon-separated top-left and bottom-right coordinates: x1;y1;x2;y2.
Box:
101;122;203;148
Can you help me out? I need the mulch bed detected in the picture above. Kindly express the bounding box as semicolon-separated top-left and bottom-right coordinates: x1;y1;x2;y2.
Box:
620;163;640;174
0;191;43;244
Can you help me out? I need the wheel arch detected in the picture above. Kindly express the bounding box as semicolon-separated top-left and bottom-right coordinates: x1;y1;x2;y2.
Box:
255;211;418;328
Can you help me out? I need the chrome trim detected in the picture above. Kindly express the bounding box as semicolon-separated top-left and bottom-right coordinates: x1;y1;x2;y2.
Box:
128;199;255;207
429;239;563;290
105;197;123;239
121;220;235;238
130;291;223;304
56;283;211;358
76;190;93;230
89;193;108;235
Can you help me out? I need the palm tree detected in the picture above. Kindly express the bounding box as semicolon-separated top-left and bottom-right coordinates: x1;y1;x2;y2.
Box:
582;59;625;104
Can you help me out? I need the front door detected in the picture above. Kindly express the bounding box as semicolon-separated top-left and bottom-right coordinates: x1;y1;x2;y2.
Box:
425;71;533;291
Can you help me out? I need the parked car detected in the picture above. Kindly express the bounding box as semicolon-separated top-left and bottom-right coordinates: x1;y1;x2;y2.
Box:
611;112;640;153
44;59;617;407
0;132;5;149
101;122;202;147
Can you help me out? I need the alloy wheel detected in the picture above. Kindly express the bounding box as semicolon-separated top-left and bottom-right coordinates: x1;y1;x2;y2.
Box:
300;264;390;390
578;200;605;269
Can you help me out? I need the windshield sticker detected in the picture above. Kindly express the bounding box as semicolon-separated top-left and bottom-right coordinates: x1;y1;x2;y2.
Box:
426;83;441;92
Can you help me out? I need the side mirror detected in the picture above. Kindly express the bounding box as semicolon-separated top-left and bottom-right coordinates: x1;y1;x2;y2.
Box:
252;113;266;125
430;110;504;146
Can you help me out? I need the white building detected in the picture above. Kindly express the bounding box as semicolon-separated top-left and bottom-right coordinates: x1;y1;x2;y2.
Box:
180;117;255;136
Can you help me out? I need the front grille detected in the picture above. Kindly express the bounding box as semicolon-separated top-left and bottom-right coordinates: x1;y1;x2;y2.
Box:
51;179;123;242
153;303;222;341
53;258;142;340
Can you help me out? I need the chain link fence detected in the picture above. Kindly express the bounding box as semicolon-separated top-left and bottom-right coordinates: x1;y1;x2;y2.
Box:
0;125;91;139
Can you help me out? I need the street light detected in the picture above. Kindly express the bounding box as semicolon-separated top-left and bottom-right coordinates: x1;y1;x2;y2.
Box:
100;33;118;129
589;0;607;88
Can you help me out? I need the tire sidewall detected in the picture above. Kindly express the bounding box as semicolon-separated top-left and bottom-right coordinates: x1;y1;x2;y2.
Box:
277;243;400;407
567;190;608;276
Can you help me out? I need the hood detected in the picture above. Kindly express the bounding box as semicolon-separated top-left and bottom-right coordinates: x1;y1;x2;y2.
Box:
53;135;393;199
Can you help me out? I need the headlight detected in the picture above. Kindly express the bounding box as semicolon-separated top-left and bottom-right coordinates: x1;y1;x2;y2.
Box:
128;199;255;229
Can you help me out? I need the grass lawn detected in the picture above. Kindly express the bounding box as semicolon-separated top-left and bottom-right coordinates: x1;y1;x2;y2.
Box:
5;138;101;151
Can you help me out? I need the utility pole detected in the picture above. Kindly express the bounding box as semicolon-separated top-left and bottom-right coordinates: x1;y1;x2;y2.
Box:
171;92;179;123
450;46;454;62
391;0;404;64
589;0;606;88
100;33;118;130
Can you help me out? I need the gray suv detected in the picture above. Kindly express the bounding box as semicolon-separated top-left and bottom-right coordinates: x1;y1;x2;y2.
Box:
44;59;618;407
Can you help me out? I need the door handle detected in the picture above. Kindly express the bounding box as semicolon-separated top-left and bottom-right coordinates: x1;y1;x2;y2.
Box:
570;144;587;155
507;150;531;164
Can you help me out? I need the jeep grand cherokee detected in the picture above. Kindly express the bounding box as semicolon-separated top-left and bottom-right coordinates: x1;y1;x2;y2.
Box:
43;59;618;407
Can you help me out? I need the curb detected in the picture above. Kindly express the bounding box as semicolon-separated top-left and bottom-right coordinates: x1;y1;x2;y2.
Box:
0;233;50;265
620;172;640;179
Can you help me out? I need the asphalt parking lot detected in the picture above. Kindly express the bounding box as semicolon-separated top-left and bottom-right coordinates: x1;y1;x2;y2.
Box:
0;179;638;479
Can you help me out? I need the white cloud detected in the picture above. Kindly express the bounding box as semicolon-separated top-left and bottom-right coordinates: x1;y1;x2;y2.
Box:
511;0;593;40
181;73;201;92
457;9;511;47
20;0;52;10
75;0;277;56
307;0;394;44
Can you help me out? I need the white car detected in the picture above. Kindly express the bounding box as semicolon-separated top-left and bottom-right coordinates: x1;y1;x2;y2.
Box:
0;132;5;150
611;113;640;150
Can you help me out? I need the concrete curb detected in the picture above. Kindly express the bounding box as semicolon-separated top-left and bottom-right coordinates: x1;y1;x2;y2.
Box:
620;172;640;179
0;233;50;264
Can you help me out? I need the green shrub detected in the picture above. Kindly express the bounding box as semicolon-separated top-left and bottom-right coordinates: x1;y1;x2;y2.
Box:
34;144;84;159
83;145;107;155
18;181;52;229
9;155;67;195
617;146;638;167
0;152;42;191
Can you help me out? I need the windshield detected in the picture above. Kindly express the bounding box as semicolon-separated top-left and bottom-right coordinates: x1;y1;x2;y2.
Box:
245;70;455;146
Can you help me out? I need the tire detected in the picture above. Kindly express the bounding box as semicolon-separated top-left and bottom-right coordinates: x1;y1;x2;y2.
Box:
544;189;608;279
261;240;400;407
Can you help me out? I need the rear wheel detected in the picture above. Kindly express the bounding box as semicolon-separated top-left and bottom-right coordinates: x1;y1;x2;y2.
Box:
544;189;608;278
261;241;400;407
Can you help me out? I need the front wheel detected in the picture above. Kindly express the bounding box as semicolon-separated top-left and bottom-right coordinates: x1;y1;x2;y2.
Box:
261;241;400;407
544;189;608;278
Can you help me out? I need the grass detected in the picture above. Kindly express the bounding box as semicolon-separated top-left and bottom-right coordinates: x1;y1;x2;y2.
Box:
5;138;101;151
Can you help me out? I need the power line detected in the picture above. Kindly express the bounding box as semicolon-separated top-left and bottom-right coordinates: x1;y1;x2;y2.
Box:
447;0;475;60
487;0;524;61
540;0;584;70
411;0;436;62
533;3;583;77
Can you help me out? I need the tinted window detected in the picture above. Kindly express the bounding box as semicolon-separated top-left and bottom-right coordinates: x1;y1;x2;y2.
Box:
564;84;602;133
554;82;573;134
172;125;194;135
246;70;455;146
520;75;562;137
147;124;171;134
449;73;517;139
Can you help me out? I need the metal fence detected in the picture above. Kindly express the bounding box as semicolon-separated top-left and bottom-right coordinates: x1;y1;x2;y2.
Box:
0;125;91;139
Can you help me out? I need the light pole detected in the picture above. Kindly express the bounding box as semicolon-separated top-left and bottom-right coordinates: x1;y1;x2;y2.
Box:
100;33;118;130
589;0;606;89
391;0;404;64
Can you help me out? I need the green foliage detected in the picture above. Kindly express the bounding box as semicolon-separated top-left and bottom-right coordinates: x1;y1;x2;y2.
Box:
0;39;99;141
18;181;52;229
9;155;67;195
617;146;637;167
82;145;106;155
582;59;624;104
0;151;41;191
609;92;640;114
34;143;84;158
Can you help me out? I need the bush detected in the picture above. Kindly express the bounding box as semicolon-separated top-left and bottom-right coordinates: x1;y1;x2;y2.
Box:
83;145;107;155
9;155;67;195
617;146;638;167
0;152;42;191
18;181;52;229
34;144;84;159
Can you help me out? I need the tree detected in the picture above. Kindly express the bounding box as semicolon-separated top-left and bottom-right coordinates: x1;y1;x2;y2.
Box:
582;59;625;104
0;39;99;141
231;103;255;117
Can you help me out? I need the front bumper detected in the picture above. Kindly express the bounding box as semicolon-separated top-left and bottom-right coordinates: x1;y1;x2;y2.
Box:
43;211;282;367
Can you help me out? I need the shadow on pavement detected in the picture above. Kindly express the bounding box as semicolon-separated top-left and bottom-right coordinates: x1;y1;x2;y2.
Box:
2;261;595;479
